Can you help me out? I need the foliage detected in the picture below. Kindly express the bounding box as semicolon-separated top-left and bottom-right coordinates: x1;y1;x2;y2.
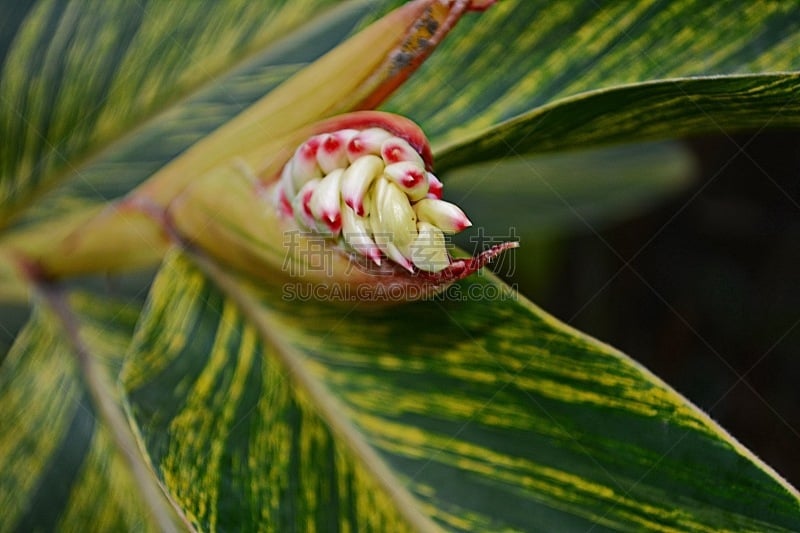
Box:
1;1;799;531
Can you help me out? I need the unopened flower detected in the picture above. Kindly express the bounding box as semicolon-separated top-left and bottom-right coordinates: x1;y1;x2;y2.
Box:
317;130;358;173
269;110;517;300
383;161;429;201
309;168;344;236
341;200;382;265
275;114;467;274
370;177;417;272
411;222;449;273
341;154;384;216
346;128;394;162
292;178;320;231
381;137;424;167
288;136;323;192
413;198;471;233
426;173;444;199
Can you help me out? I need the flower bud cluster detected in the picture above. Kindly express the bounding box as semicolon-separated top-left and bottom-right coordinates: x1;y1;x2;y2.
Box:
276;127;471;273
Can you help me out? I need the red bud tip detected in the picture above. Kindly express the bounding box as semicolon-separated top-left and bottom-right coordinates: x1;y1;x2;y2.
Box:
325;212;342;233
402;169;424;187
278;187;293;216
383;146;402;163
344;197;365;217
299;137;321;161
367;249;382;266
301;190;314;218
347;139;365;158
322;135;340;153
427;173;443;199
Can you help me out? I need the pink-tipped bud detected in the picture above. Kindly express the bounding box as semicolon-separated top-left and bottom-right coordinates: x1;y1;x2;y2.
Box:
370;178;418;270
426;172;443;199
413;198;472;234
269;111;515;293
317;130;358;173
371;178;417;242
290;136;323;190
277;183;293;217
341;204;382;266
384;162;423;187
380;137;424;166
383;161;429;202
309;168;344;236
383;161;428;202
383;242;415;273
341;154;384;216
346;128;393;162
279;161;297;199
292;178;321;231
277;163;296;216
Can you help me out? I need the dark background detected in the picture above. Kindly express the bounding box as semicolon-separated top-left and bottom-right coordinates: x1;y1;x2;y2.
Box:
512;131;800;487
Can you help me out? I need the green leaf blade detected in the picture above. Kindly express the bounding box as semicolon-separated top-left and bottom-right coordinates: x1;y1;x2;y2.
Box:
123;253;421;532
0;0;344;227
261;275;800;531
384;1;800;153
122;252;800;531
0;294;165;532
436;74;800;172
2;0;800;529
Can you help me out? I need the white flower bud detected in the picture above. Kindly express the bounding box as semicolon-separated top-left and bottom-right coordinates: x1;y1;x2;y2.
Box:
279;160;296;199
317;130;358;174
380;136;424;166
309;168;344;236
341;154;384;217
290;135;323;191
410;222;449;273
292;178;321;231
276;164;296;217
370;177;417;272
341;204;382;265
346;128;393;162
383;161;429;202
413;198;472;234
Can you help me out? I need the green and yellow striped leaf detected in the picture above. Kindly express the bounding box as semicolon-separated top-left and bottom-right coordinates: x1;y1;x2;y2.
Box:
434;74;800;173
384;0;800;150
123;253;423;532
2;0;800;530
0;0;356;228
0;293;177;531
119;251;800;531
